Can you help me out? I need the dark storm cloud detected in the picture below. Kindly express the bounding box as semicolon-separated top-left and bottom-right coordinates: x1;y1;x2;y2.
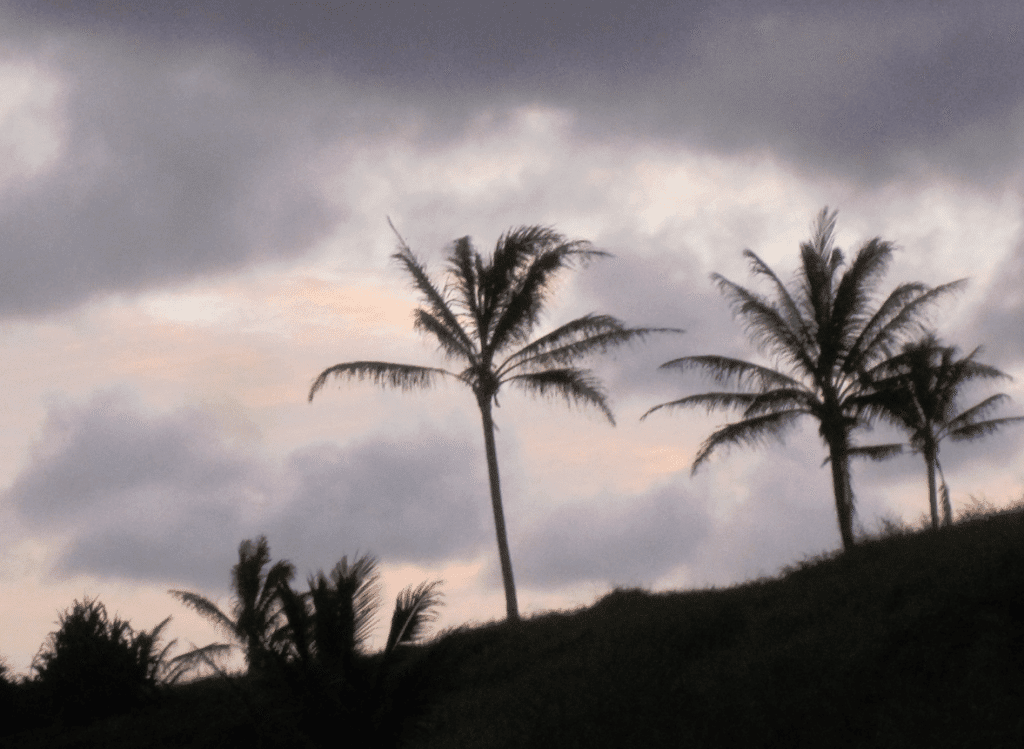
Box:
4;389;489;587
0;29;341;317
13;0;1020;181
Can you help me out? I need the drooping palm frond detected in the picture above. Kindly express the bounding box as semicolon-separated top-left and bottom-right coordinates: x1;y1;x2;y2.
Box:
165;642;234;681
640;391;763;420
507;368;615;424
309;361;460;401
167;590;236;638
847;444;905;461
944;394;1014;433
383;580;445;656
659;355;803;390
692;409;805;472
948;415;1024;442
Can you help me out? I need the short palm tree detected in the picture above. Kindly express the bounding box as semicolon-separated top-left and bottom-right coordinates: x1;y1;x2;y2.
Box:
170;535;296;674
865;335;1024;528
643;208;963;550
310;223;675;620
275;554;443;740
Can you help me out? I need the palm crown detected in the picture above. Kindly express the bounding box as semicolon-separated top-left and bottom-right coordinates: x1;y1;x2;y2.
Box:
310;223;677;619
644;208;964;550
864;335;1024;527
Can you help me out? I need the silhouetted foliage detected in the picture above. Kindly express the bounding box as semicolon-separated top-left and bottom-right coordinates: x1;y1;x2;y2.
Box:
863;334;1024;527
170;535;296;675
309;222;678;620
644;208;962;550
171;538;444;747
30;598;182;726
274;553;444;745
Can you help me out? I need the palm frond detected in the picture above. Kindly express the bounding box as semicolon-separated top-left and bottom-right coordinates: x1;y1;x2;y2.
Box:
948;415;1024;442
487;245;579;356
692;409;806;473
166;643;234;680
853;279;967;368
500;314;682;374
743;387;814;417
743;249;813;351
848;443;905;461
414;309;478;362
660;355;803;390
309;361;460;401
506;368;615;424
944;394;1014;432
384;580;444;656
168;590;237;639
641;391;762;420
712;275;815;374
829;238;894;359
390;225;477;356
328;553;381;654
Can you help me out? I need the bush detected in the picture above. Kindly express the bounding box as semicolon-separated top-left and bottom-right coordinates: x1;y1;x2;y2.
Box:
31;597;178;726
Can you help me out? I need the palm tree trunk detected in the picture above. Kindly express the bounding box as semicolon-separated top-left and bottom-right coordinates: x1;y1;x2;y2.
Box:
826;431;856;551
477;397;520;621
924;444;939;530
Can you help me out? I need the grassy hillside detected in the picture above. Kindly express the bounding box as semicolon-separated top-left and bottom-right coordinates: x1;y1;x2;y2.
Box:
6;507;1024;747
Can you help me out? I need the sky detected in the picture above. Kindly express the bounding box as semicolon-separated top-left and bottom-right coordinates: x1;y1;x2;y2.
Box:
2;0;1024;676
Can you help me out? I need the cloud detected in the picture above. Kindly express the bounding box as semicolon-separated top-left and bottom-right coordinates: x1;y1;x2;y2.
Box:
514;479;712;589
0;35;342;317
4;388;490;588
8;1;1024;193
271;437;490;570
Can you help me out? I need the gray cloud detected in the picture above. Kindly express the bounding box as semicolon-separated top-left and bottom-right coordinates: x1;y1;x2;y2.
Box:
0;33;342;317
7;1;1023;189
4;388;490;588
271;438;490;571
514;480;712;589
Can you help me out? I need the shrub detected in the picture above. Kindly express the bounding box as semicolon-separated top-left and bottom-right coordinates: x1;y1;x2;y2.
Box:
31;597;180;725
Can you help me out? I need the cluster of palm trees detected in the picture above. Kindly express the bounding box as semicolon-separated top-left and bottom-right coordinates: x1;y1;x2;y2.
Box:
170;536;443;737
309;209;1022;622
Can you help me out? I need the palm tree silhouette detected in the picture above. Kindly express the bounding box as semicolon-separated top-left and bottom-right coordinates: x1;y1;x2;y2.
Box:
865;335;1024;528
170;535;295;674
276;554;443;740
310;223;676;620
643;208;963;550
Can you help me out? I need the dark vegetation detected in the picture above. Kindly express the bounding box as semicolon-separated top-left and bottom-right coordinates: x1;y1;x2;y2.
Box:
4;503;1023;747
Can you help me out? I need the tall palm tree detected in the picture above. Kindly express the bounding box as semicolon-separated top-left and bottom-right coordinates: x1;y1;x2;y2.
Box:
170;535;296;674
865;335;1024;528
309;223;675;620
643;208;963;550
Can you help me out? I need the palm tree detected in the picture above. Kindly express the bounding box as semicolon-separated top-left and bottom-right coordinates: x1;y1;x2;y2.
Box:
643;208;963;550
309;223;675;620
864;335;1024;528
170;535;296;674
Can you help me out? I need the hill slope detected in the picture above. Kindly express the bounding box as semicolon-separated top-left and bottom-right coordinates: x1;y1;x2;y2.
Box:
402;509;1024;748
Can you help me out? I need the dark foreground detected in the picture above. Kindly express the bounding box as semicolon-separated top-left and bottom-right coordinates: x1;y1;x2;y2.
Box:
6;508;1024;748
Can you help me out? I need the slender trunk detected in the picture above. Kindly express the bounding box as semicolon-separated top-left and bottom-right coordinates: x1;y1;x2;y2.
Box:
924;443;939;530
477;397;520;621
826;430;856;551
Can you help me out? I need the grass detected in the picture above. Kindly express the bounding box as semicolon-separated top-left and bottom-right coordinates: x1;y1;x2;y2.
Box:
6;506;1024;747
